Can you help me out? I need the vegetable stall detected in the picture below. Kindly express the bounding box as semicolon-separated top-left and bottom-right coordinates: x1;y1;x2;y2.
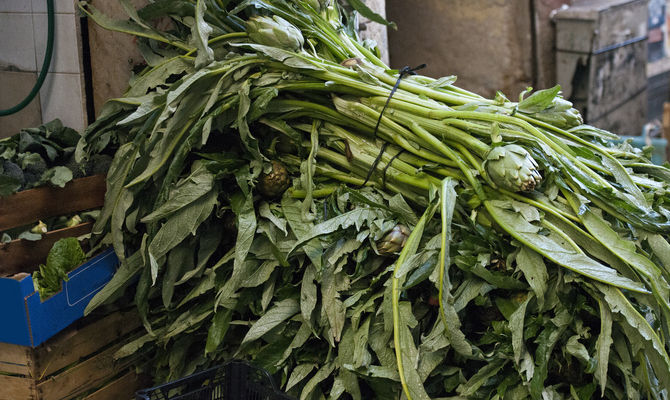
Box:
3;0;670;399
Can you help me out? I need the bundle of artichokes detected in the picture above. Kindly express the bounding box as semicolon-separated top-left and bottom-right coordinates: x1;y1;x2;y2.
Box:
78;1;670;399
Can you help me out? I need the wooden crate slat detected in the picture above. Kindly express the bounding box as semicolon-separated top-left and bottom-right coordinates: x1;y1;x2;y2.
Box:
82;371;146;400
0;223;93;276
0;310;143;399
0;362;32;376
0;342;33;376
34;310;140;379
35;343;135;400
0;174;106;232
0;374;35;400
0;360;32;376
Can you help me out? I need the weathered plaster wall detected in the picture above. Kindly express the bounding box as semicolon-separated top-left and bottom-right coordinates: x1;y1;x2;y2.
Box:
386;0;536;98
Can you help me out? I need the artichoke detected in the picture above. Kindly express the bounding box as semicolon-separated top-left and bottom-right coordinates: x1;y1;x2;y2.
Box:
528;98;583;130
257;160;291;198
516;86;583;129
377;224;410;256
66;215;82;228
484;144;542;192
31;220;48;234
246;16;304;52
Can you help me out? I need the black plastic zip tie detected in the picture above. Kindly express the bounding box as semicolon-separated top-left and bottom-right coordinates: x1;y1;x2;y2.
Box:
382;148;406;189
359;64;426;188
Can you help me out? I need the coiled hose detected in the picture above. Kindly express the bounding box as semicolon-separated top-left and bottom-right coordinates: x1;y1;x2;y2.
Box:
0;0;54;116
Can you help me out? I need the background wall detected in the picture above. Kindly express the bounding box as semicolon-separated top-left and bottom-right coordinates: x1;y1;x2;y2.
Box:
386;0;577;98
386;0;536;98
2;0;669;140
358;0;390;66
86;0;147;116
0;0;87;138
386;0;670;137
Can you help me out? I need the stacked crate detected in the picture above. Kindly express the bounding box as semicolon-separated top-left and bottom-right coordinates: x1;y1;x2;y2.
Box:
0;310;144;400
0;176;146;399
554;0;648;135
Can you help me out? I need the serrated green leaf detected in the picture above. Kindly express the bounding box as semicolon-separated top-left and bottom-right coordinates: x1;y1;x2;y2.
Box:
485;199;648;293
141;164;214;223
287;363;317;392
510;294;531;364
148;190;217;284
290;208;385;255
162;241;193;308
457;358;507;397
205;308;232;355
516;247;548;309
191;0;214;68
241;260;279;287
594;297;613;397
438;179;472;356
85;251;143;314
596;283;670;390
231;188;256;265
241;298;299;346
79;2;190;51
300;362;335;400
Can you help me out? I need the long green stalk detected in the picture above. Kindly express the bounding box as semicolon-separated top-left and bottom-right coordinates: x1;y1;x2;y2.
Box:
408;122;486;199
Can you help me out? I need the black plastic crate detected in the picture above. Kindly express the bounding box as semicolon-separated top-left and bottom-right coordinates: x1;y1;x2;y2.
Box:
135;361;295;400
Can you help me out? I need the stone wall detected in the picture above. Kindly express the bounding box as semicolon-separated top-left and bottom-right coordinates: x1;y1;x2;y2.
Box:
386;0;572;98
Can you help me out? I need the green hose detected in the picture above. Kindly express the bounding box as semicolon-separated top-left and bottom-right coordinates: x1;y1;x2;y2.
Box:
0;0;55;116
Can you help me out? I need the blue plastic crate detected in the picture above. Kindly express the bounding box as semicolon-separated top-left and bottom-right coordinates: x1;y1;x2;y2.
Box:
614;135;668;165
0;248;118;347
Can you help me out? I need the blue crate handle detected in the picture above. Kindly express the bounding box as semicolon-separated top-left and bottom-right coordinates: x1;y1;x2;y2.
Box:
66;249;118;306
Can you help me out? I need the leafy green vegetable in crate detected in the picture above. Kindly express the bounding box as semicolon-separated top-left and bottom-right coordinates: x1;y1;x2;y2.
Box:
1;210;100;244
76;0;670;398
33;237;86;299
0;119;114;197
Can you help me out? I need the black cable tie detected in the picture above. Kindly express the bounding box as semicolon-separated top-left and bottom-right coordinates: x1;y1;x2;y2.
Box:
382;148;406;189
359;64;426;188
360;142;389;188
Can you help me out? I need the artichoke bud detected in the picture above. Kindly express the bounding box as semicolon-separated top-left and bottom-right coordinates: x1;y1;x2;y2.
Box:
257;161;291;199
530;98;583;129
377;224;410;256
31;220;48;234
246;16;304;52
484;144;542;192
66;215;82;228
562;107;583;129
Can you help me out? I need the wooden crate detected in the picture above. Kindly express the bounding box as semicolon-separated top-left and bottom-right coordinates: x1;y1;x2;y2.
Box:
554;0;648;134
0;309;145;400
0;174;107;277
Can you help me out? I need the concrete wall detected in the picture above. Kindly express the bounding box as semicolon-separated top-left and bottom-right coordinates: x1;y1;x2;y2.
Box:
386;0;572;98
533;0;574;89
386;0;534;98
